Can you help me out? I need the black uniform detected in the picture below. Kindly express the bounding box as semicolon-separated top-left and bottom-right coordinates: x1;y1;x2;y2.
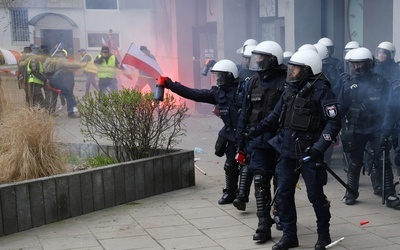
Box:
252;77;341;248
235;68;286;241
165;78;245;204
381;79;400;174
338;71;400;208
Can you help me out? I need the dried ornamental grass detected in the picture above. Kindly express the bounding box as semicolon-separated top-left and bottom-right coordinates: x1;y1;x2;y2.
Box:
0;107;67;183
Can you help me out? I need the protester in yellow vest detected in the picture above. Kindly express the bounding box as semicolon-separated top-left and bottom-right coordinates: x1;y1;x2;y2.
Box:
93;46;120;94
26;49;51;107
79;48;99;97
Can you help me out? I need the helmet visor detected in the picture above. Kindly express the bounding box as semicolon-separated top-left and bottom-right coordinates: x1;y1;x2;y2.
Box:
211;71;229;86
349;61;371;77
375;48;390;63
286;64;308;83
249;52;276;71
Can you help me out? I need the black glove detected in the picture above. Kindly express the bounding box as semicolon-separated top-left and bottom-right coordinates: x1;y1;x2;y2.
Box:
240;128;255;140
380;137;389;150
306;147;323;162
164;77;174;89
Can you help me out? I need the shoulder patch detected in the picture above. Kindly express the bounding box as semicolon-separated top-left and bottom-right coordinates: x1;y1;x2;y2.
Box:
323;134;332;141
325;105;337;118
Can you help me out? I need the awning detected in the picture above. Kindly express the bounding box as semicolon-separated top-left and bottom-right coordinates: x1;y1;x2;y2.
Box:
28;13;78;27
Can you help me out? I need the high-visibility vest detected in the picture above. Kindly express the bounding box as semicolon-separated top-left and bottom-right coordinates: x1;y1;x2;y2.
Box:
81;54;98;74
97;54;117;78
27;58;45;85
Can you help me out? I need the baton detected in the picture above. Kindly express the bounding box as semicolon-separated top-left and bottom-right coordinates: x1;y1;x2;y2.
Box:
302;156;359;198
326;237;345;249
270;187;279;207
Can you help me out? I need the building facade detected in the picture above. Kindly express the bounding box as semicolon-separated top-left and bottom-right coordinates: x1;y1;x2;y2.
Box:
0;0;398;112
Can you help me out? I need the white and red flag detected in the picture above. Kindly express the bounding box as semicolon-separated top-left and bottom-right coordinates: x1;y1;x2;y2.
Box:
121;43;163;78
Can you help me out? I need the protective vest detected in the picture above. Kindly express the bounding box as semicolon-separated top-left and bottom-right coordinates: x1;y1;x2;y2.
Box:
27;58;45;85
82;54;98;74
215;81;245;132
281;81;321;132
246;74;285;127
345;74;385;126
97;55;117;78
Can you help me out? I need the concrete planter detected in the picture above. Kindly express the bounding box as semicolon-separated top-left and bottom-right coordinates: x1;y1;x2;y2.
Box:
0;146;195;236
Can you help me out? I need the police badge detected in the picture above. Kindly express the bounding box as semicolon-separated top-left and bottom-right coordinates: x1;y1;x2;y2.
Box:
325;105;337;118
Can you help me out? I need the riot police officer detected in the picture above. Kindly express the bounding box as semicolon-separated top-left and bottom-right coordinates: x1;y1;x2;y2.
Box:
164;59;245;205
238;44;257;81
317;38;340;91
374;41;400;83
381;79;400;175
336;41;360;76
338;47;400;209
235;41;287;242
282;51;293;66
247;49;341;250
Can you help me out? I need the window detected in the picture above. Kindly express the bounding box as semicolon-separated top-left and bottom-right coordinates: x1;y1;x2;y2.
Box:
10;8;29;43
88;33;119;48
85;0;117;9
119;0;153;9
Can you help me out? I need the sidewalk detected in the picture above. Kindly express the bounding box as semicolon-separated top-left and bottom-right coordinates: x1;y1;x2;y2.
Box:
1;107;400;249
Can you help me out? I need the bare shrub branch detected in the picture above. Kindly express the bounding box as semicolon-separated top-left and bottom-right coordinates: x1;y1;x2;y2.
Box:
79;89;189;162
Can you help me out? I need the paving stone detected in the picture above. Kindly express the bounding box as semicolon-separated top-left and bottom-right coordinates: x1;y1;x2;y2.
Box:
100;235;159;250
158;235;218;250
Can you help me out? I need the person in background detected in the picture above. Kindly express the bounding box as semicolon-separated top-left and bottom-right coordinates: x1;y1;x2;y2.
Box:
338;47;400;209
47;49;81;118
17;47;32;92
94;45;120;94
25;47;50;108
381;78;400;176
336;41;360;76
56;49;77;113
78;48;99;97
237;44;257;81
135;45;157;92
282;51;293;66
374;41;400;83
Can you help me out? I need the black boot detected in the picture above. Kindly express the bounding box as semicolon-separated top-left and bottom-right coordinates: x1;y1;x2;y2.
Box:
383;162;400;209
345;163;360;205
233;165;253;211
314;234;331;250
272;235;299;250
253;174;273;242
370;162;382;195
218;162;239;205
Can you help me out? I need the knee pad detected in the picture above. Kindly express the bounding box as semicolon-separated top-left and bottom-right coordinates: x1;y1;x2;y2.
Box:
224;160;239;175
